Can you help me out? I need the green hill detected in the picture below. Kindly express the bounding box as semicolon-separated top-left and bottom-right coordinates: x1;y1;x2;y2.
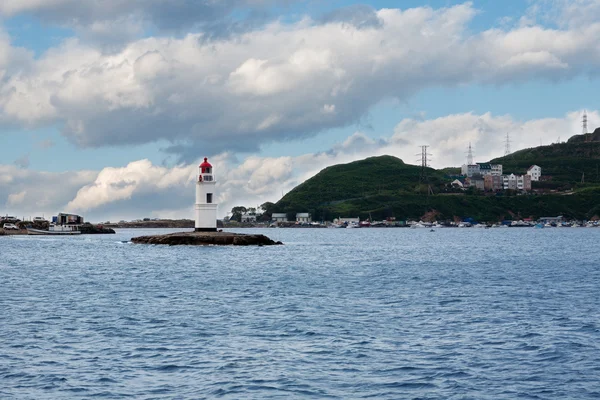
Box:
491;135;600;188
275;155;447;219
273;146;600;222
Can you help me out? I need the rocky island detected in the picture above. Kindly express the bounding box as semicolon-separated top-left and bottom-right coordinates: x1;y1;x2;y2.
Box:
130;231;282;246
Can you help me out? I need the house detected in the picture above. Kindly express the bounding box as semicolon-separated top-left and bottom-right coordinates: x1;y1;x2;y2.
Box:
461;163;502;177
484;175;503;191
461;164;480;177
296;213;312;223
478;163;492;176
502;174;531;191
491;164;503;176
241;212;257;223
527;165;542;181
271;213;288;222
471;177;485;191
451;179;464;189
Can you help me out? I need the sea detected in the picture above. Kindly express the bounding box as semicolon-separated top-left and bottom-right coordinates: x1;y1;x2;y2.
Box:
1;228;599;399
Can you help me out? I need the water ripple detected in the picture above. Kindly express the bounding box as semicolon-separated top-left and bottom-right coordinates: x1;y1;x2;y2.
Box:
1;228;599;399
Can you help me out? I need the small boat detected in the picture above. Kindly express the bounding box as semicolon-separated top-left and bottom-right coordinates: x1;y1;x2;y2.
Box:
27;224;81;235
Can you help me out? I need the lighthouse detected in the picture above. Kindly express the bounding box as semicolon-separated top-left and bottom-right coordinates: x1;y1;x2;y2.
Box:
195;157;218;232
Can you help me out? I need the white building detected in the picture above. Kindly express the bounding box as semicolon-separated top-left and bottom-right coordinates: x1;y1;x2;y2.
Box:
296;213;312;223
451;179;464;189
461;164;480;177
491;164;503;176
461;163;502;177
527;165;542;181
195;157;218;231
271;213;288;222
241;213;257;223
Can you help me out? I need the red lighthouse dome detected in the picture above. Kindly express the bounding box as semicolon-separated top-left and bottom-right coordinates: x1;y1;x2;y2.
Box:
200;157;213;174
200;157;212;168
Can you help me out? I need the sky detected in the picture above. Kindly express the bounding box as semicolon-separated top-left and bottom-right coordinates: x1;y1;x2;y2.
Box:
1;0;599;222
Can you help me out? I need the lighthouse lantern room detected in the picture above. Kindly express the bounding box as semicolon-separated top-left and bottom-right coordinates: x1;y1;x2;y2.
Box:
195;157;218;232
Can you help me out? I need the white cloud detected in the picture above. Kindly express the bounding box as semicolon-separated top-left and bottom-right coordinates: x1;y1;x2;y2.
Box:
6;190;26;206
0;0;296;44
40;109;594;221
0;165;96;217
0;3;598;160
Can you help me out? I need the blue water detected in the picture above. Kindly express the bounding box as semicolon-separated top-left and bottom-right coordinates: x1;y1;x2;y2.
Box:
1;228;599;399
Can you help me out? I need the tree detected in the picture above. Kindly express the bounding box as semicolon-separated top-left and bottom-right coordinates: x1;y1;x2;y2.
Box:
260;202;276;214
230;206;247;222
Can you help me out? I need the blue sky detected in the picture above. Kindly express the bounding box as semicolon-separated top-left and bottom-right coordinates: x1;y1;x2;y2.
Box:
0;0;599;220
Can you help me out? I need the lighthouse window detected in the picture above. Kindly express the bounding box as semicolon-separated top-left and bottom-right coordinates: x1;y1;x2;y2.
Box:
207;193;213;203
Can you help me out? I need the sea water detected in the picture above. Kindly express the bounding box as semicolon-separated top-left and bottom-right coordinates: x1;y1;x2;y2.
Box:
1;228;599;399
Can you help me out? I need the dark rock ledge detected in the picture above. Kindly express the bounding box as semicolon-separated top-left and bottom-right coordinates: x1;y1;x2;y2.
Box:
130;231;283;246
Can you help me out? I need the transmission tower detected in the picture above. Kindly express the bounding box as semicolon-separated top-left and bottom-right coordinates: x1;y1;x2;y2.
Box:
504;133;511;156
416;145;433;195
583;110;590;142
467;142;474;165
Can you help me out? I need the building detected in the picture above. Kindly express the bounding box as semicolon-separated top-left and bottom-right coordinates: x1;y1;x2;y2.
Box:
478;163;492;176
471;177;485;191
484;175;503;191
527;165;542;181
502;174;531;191
461;164;480;177
461;163;503;177
241;213;257;223
195;157;218;232
522;174;532;191
451;179;464;189
296;213;312;223
491;164;503;176
54;213;83;225
271;213;288;222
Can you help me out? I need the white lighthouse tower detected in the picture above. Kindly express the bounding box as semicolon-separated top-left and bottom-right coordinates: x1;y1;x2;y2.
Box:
195;157;218;232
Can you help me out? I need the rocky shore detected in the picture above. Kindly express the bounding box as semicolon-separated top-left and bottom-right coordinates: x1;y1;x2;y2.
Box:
130;231;283;246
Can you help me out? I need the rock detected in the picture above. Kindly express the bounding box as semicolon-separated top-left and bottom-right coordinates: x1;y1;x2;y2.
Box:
130;231;283;246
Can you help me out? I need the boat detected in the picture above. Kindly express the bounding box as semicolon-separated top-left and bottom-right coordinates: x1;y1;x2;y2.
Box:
27;224;81;235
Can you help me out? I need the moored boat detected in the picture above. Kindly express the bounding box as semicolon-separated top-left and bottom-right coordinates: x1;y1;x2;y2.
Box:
27;224;81;235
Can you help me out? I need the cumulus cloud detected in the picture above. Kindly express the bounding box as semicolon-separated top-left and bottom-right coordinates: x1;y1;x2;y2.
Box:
0;3;598;161
41;109;593;221
0;165;96;217
0;0;297;44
